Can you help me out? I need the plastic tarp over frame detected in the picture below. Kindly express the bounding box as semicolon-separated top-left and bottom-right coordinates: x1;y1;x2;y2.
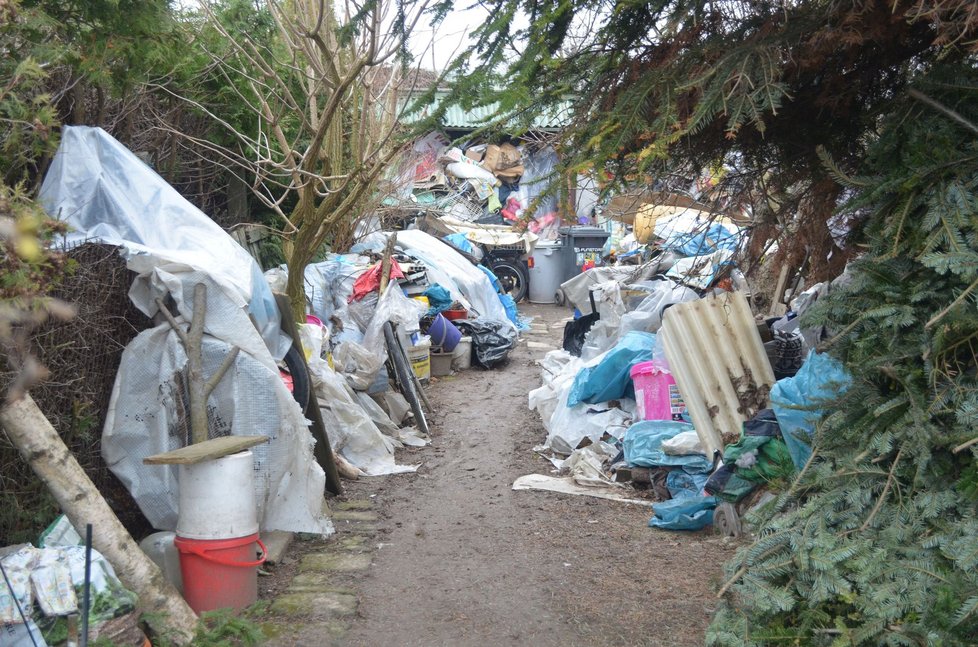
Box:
39;126;289;360
39;127;333;536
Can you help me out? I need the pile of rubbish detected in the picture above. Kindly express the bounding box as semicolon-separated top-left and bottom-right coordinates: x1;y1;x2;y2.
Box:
1;520;144;647
522;254;851;535
400;132;566;239
1;125;531;640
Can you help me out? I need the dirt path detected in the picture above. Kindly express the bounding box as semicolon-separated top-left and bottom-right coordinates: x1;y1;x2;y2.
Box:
339;303;736;647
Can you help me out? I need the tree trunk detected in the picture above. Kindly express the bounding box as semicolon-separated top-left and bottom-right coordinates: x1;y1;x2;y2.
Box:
0;395;197;645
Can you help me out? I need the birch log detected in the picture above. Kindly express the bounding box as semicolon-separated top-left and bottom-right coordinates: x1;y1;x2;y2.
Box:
0;394;197;644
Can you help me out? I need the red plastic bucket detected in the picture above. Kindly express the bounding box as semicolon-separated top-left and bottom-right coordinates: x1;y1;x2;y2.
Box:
173;533;266;613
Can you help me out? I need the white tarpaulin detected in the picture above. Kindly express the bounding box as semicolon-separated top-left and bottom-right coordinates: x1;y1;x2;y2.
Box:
39;126;289;360
40;127;332;536
397;229;514;327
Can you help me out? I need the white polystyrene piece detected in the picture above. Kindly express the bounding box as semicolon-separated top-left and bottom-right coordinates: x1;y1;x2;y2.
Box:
660;291;775;456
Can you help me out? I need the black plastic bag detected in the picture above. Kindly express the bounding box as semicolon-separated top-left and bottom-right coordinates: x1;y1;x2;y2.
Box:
561;290;599;356
456;318;517;368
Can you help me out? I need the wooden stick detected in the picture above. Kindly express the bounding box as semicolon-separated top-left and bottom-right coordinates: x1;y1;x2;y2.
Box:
379;231;397;293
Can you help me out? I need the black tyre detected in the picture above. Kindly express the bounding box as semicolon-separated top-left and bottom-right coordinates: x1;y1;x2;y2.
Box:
282;341;311;411
490;258;529;303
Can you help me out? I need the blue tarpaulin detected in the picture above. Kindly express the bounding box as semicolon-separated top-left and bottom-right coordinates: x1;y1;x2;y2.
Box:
649;495;717;531
567;331;656;406
770;350;851;470
623;420;713;473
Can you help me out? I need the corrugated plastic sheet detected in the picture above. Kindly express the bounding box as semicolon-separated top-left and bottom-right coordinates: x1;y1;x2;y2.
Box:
403;90;573;130
660;291;775;456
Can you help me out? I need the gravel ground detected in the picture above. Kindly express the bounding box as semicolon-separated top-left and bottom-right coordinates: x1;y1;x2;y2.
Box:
263;302;737;646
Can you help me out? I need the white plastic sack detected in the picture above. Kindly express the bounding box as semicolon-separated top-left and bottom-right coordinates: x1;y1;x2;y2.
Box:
661;430;707;456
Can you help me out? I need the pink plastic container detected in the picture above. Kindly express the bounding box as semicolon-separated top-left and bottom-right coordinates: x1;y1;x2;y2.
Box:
630;360;686;421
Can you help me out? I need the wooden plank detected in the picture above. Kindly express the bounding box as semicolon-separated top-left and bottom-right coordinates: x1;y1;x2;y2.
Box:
143;435;269;465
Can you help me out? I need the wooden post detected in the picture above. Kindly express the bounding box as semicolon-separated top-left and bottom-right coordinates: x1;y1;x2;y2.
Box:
155;283;239;445
379;231;398;293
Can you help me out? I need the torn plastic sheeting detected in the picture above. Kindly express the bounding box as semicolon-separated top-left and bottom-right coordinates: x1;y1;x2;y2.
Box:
546;392;634;454
512;474;653;506
103;321;334;536
770;350;850;470
528;350;583;431
616;280;699;336
303;317;419;474
308;343;417;476
559;441;619;486
623;420;713;473
567;331;656;407
39;126;288;360
648;495;717;531
652;207;741;257
660;291;775;456
341;283;426;391
558;263;661;315
666;470;710;500
665;249;736;290
397;229;514;327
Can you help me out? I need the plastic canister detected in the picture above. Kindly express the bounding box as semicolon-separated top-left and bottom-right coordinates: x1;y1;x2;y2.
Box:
176;450;259;540
528;241;563;304
139;531;184;593
630;360;686;421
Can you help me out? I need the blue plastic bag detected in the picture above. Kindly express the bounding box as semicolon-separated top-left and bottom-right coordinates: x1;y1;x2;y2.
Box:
770;350;850;470
445;232;474;254
567;331;656;406
666;470;710;500
422;284;454;316
622;420;713;473
649;495;717;531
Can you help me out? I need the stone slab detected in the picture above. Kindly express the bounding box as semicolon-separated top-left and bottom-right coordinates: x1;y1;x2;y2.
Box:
269;591;357;619
334;499;374;511
260;530;293;564
299;552;372;573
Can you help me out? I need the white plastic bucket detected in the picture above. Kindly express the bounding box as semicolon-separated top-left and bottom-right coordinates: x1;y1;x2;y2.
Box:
528;241;563;304
177;450;259;540
406;337;431;383
452;336;472;370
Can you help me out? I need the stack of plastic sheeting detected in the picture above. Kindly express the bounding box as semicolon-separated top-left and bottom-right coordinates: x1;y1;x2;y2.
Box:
659;291;775;456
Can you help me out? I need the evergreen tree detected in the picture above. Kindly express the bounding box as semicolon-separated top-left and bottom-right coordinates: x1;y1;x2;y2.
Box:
708;67;978;645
